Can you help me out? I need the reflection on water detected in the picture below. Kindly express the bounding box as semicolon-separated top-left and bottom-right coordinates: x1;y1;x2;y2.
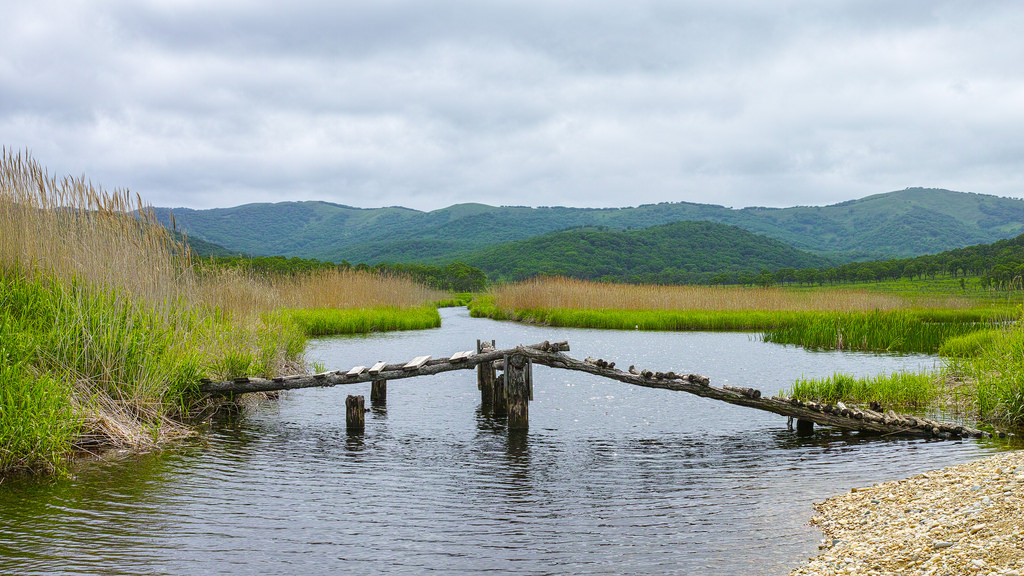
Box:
0;308;1009;575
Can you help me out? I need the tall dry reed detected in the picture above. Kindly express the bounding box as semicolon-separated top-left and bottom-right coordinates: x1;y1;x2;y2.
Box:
0;148;193;309
489;277;972;313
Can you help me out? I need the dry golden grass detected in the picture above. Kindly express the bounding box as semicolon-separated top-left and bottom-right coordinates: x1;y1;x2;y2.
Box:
491;277;972;312
273;268;442;310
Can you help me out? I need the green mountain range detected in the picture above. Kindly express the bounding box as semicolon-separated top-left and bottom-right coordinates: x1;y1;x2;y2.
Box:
155;187;1024;269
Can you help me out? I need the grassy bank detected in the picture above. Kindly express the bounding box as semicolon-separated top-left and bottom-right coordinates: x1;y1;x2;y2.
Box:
471;278;1005;353
0;150;444;475
473;296;998;353
480;276;980;312
473;277;1024;427
786;372;943;411
780;315;1024;427
277;306;441;336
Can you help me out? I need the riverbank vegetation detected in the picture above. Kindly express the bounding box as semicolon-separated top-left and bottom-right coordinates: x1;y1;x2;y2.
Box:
470;277;1003;352
0;150;444;475
199;254;487;293
470;276;1024;427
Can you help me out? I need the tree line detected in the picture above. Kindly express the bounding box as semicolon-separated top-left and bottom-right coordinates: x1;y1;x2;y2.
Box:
196;230;1024;292
199;255;487;293
719;232;1024;289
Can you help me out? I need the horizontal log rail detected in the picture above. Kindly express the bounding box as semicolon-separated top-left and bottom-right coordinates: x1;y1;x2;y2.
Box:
197;340;570;396
197;339;1011;440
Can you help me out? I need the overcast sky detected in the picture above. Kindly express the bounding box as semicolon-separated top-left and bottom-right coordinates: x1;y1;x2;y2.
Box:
2;1;1023;212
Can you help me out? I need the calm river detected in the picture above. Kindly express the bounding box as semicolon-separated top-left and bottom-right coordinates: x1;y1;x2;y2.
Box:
0;307;1004;575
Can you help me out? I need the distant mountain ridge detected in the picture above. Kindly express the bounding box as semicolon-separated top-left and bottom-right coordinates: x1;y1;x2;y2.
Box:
154;188;1024;265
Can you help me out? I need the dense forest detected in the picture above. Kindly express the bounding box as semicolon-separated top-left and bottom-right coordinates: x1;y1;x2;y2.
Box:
457;221;833;284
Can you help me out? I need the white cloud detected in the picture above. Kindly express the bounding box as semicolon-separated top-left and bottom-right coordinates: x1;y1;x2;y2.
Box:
1;0;1023;210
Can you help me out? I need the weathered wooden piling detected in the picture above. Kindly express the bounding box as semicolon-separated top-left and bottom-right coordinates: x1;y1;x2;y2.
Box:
492;373;508;415
505;353;531;429
477;339;497;407
796;419;814;435
346;395;365;432
370;380;387;404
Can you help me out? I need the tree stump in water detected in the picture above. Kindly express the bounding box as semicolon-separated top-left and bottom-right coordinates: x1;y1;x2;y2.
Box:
346;395;365;432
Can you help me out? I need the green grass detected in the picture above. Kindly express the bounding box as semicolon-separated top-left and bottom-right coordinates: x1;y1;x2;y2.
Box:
944;321;1024;426
275;306;441;336
762;310;999;353
0;320;80;474
786;316;1024;427
435;292;474;308
471;295;999;354
470;294;793;330
0;268;307;474
808;275;1024;304
0;269;443;475
938;329;1005;358
785;371;941;410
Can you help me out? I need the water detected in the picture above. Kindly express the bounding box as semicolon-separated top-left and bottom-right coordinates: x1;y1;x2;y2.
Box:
0;308;1004;575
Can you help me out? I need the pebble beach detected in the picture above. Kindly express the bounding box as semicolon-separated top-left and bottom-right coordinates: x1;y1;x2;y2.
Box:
789;449;1024;576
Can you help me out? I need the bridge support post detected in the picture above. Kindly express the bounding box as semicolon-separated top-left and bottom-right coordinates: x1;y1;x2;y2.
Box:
506;354;531;430
477;339;497;408
346;395;365;432
493;373;508;415
371;380;387;405
796;419;814;435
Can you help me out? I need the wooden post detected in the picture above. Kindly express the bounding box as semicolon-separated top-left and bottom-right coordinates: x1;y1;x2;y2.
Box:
370;380;386;405
478;339;500;411
492;373;508;415
796;419;814;435
506;354;530;430
478;361;495;408
346;395;365;432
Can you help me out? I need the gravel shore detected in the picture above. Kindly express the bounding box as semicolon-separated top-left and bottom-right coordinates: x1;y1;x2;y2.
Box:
790;448;1024;576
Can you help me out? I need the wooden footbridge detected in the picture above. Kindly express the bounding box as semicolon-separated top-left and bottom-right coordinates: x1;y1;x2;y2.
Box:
198;339;1010;440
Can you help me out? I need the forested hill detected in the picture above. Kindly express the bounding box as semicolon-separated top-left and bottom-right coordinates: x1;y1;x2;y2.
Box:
154;188;1024;265
457;221;834;284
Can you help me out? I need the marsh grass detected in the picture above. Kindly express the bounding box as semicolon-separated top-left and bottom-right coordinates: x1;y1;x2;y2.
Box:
277;306;441;336
944;320;1024;426
762;310;996;353
0;150;443;474
786;371;942;410
0;311;79;473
